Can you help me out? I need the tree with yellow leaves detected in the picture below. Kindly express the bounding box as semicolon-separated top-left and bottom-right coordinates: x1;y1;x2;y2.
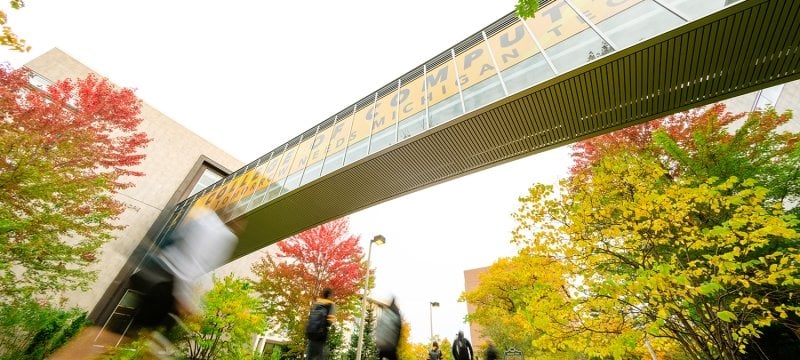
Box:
461;251;574;356
1;0;29;52
511;105;800;359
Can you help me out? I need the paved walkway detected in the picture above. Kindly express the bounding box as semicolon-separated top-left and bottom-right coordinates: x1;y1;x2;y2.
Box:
48;326;129;359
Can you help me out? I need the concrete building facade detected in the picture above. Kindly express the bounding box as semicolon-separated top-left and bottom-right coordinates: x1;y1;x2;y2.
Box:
22;48;244;321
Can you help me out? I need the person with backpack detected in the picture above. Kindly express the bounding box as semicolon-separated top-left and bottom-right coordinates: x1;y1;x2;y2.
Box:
485;340;498;360
306;288;335;360
452;331;474;360
375;297;402;360
427;341;443;360
49;206;242;359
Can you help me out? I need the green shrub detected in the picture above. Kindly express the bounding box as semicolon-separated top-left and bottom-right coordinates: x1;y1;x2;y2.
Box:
0;300;89;360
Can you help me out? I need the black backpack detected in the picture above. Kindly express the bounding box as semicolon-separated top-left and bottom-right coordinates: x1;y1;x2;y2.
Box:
429;349;442;360
375;307;401;350
305;303;329;341
455;338;469;359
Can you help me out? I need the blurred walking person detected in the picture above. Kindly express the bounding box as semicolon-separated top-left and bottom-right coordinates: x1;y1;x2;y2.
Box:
50;206;240;359
375;297;402;360
452;331;474;360
485;340;498;360
427;341;443;360
305;288;335;360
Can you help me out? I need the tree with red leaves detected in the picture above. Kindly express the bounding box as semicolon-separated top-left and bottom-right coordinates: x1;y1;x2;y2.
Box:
252;217;366;357
570;104;753;176
0;65;150;304
570;103;799;200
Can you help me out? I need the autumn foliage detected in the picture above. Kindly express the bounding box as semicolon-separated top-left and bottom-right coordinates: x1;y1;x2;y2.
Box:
466;104;800;359
0;0;29;52
178;275;266;359
0;65;150;303
252;217;366;356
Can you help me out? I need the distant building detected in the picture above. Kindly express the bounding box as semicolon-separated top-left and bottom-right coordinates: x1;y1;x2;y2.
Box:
463;267;489;346
22;48;243;328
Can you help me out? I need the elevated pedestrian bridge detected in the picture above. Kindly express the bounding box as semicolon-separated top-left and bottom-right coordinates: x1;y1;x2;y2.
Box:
159;0;799;259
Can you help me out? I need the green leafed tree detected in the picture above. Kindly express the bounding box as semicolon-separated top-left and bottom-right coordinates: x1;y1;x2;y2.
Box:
0;65;150;305
511;105;800;359
515;0;540;19
176;275;267;360
347;306;378;360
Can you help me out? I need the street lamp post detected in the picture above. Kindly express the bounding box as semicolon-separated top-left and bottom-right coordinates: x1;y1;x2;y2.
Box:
429;301;440;342
355;235;385;360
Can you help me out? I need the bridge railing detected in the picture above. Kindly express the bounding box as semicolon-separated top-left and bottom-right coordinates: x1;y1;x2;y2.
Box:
157;0;735;244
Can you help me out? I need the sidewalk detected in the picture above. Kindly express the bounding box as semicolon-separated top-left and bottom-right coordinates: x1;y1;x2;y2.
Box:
48;326;129;360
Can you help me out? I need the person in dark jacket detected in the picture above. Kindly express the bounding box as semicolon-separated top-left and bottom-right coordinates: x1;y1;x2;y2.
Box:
428;341;443;360
485;340;498;360
49;207;241;359
452;331;474;360
376;297;402;360
306;288;335;360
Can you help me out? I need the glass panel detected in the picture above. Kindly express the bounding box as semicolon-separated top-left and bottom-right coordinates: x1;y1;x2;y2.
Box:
319;115;353;175
462;76;505;112
426;60;463;127
262;155;282;185
658;0;729;20
226;166;271;211
369;91;400;154
487;21;540;73
244;157;278;206
429;95;463;127
398;112;426;141
369;126;397;154
119;290;141;308
754;84;785;109
344;138;369;165
502;54;553;94
266;181;284;201
321;150;345;176
348;103;374;153
456;41;505;112
105;312;135;334
577;0;683;49
324;115;354;171
273;144;298;183
29;73;52;90
300;160;324;185
188;168;223;196
487;20;555;94
289;135;316;175
197;160;269;210
246;188;267;211
281;171;304;194
397;72;428;129
527;0;606;72
266;148;295;201
345;103;374;164
230;199;250;218
307;125;334;169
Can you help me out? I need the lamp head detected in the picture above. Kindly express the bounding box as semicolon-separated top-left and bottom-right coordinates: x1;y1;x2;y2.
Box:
372;235;386;245
430;301;440;307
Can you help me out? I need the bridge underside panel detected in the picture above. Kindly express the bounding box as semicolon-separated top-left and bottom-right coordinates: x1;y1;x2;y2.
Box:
232;0;800;259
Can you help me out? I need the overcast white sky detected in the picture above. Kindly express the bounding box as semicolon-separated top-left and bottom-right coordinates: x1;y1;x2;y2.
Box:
2;0;573;344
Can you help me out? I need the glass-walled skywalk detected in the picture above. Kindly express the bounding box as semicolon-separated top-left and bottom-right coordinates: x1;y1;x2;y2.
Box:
156;0;793;254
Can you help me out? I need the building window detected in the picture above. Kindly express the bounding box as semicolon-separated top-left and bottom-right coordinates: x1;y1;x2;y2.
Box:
188;168;224;197
753;84;785;110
